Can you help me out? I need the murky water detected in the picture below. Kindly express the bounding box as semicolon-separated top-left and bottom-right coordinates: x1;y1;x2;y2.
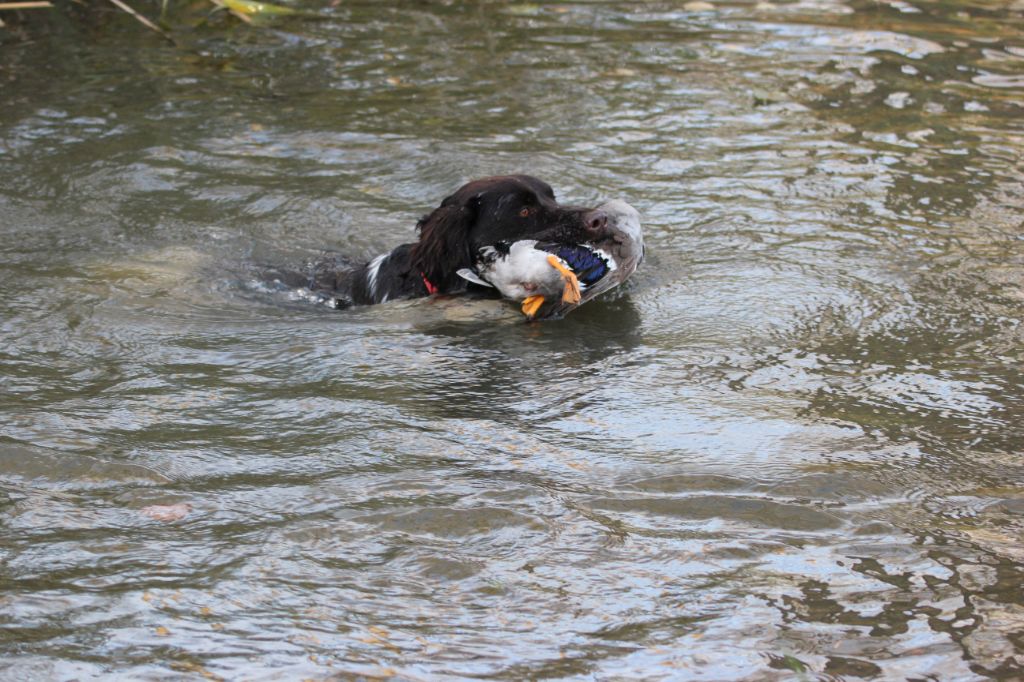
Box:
2;1;1023;679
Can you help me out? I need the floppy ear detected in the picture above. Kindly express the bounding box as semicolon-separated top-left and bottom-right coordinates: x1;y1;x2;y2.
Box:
410;193;479;291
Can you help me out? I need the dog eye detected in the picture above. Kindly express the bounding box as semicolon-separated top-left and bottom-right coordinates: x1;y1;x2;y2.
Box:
519;207;531;217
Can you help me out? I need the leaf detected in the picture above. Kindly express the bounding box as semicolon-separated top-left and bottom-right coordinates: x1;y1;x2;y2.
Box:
216;0;297;17
503;4;542;16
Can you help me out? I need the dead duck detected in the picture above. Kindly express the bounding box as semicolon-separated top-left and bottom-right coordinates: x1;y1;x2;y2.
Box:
457;200;643;320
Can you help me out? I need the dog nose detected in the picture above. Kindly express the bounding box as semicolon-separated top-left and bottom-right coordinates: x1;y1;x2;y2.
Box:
584;209;609;235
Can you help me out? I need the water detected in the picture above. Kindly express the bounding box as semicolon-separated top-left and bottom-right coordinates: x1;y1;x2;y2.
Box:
2;1;1023;679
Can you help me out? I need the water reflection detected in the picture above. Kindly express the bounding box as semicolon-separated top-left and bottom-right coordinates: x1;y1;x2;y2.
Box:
2;0;1024;678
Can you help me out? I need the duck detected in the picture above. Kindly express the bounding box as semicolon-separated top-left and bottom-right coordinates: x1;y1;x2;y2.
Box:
457;199;643;320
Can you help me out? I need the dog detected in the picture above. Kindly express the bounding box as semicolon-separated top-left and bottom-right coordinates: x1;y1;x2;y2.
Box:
267;175;621;310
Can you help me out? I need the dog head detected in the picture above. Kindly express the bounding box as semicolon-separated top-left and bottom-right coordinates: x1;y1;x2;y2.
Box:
410;175;610;291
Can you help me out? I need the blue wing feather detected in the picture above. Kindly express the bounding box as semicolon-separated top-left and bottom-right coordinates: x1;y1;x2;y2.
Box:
536;243;609;286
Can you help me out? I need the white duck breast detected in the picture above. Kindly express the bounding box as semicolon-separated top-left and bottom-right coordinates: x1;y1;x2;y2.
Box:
457;240;567;300
457;239;583;319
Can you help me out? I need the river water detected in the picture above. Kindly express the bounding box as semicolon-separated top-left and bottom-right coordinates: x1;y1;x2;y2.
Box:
2;1;1023;679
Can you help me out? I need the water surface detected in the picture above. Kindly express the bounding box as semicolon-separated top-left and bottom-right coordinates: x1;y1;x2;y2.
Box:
2;0;1023;678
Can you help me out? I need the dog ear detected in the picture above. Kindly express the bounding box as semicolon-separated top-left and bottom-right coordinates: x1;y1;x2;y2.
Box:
410;192;480;291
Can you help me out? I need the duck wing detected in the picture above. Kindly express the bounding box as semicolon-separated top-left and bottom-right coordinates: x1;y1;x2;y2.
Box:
534;241;643;319
535;242;611;288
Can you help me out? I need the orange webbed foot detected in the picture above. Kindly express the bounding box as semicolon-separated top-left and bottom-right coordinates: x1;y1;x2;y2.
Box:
545;255;582;304
521;294;545;319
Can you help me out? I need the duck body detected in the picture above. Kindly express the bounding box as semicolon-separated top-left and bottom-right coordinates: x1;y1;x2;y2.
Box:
458;240;570;302
457;199;643;320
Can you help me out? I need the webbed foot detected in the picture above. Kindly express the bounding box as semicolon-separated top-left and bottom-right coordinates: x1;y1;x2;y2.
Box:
545;255;582;304
521;294;545;319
